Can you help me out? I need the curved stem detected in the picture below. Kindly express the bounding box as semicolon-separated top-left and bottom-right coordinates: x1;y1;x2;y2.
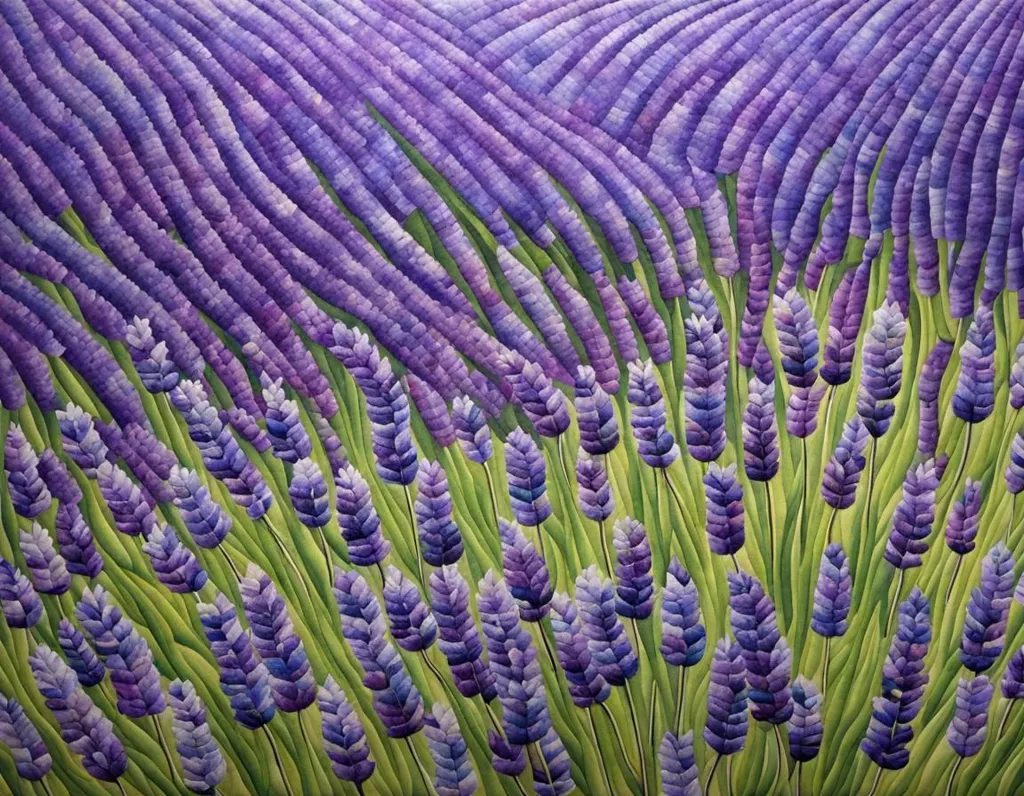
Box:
483;460;500;529
263;726;297;796
597;700;640;783
598;518;614;577
319;528;333;578
822;635;831;705
820;385;837;457
674;666;687;735
884;569;906;637
403;485;427;591
726;754;733;796
765;483;776;574
796;761;803;795
945;554;964;607
115;780;128;796
219;545;243;583
730;552;740;573
997;699;1016;740
863;438;878;567
405;736;435;796
534;523;547;562
1007;493;1017;545
624;680;649;796
943;756;962;796
537;622;560;675
702;753;721;796
825;507;838;547
374;561;387;589
530;740;555;792
801;437;809;548
866;767;883;796
555;434;574;494
586;708;615;796
948;424;973;498
151;714;179;787
40;777;57;796
262;518;316;607
771;724;787;795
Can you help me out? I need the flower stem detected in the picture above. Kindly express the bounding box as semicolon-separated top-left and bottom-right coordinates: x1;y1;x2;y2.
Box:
597;700;640;783
944;554;964;607
771;724;787;794
405;736;436;796
624;680;649;796
997;699;1016;740
674;666;686;735
943;756;962;796
884;568;905;637
1006;493;1016;545
403;484;427;591
801;437;809;548
219;545;243;583
702;752;721;796
586;708;615;796
483;460;500;528
825;506;838;546
822;635;831;705
151;713;179;788
263;726;297;796
598;518;614;577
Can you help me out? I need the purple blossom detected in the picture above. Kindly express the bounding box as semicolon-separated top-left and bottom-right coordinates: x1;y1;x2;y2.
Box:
57;620;105;688
126;317;179;393
659;731;699;796
4;425;50;518
169;466;232;549
335;464;390;567
811;544;851;638
75;586;130;658
261;374;313;463
821;417;870;510
416;461;464;566
288;457;331;528
742;375;779;482
425;703;477;796
549;593;610;708
503;355;570;438
884;459;940;570
684;315;728;462
429;565;496;701
613;518;654;620
37;450;82;505
55;501;102;578
168;680;227;795
946;479;982;555
319;677;375;786
0;559;42;629
661;558;706;668
773;289;819;390
57;405;108;478
382;566;438;652
786;385;827;439
946;676;994;758
751;339;776;385
533;727;574;796
96;462;157;538
1011;337;1024;410
505;428;552;527
1007;431;1024;495
142;526;208;594
856;303;906;438
627;359;679;469
918;339;954;457
488;731;526;777
821;267;869;386
953;306;996;424
960;543;1015;673
788;677;822;762
703;639;748;756
0;692;52;781
499;519;553;621
407;375;456;448
223;408;271;455
575;566;638;686
704;464;745;556
574;366;619;456
1001;647;1024;699
452;396;493;464
20;523;70;595
619;278;671;364
576;451;614;522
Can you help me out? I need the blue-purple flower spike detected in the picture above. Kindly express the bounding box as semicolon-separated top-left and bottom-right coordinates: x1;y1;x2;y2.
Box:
416;460;464;566
105;628;166;720
684;315;728;462
57;405;109;478
169;466;232;549
57;619;105;688
142;525;208;594
576;451;614;523
856;302;906;438
0;559;43;629
55;504;103;578
704;639;748;756
659;730;700;796
0;691;52;781
1001;647;1024;700
20;523;70;595
884;458;940;570
261;373;313;463
319;677;376;786
504;355;570;438
499;519;553;621
774;289;824;437
953;305;996;424
37;449;82;506
505;428;552;527
788;677;823;762
97;462;157;539
533;727;574;796
549;593;610;708
1012;337;1024;410
425;702;478;796
612;518;654;620
704;464;745;556
383;566;438;652
661;558;706;668
335;463;391;567
946;676;994;758
168;679;227;795
452;395;493;465
811;544;851;638
5;425;51;518
429;566;497;701
919;339;955;458
575;366;619;456
1007;431;1024;495
126;317;180;393
821;267;869;387
575;565;638;686
627;359;679;469
742;374;780;482
288;457;331;528
960;543;1015;673
488;731;527;777
946;479;982;555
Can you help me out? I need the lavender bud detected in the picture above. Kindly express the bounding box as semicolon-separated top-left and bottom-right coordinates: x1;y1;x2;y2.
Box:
383;566;438;652
261;374;312;463
223;407;272;455
684;316;728;462
57;405;108;478
659;731;699;796
425;703;477;796
788;677;822;762
742;375;780;482
168;680;227;794
142;526;208;594
613;518;654;620
575;566;638;686
811;544;851;637
1011;337;1024;410
126;317;180;393
704;464;745;556
627;359;679;468
884;459;940;570
429;566;497;701
619;278;671;364
0;691;52;780
499;519;553;621
661;558;706;667
786;385;827;439
4;425;50;518
96;462;157;538
1007;431;1024;495
857;302;906;438
488;731;526;777
407;375;456;448
75;585;130;657
57;619;105;687
821;267;868;386
20;523;70;595
549;593;610;708
576;451;614;522
105;631;165;719
416;461;464;566
960;543;1015;673
575;366;619;455
318;677;375;785
821;417;870;510
288;458;331;529
946;479;982;555
505;428;552;527
37;450;82;505
0;559;43;628
533;727;574;796
504;356;570;438
335;464;390;567
919;340;955;457
452;396;493;464
1001;647;1024;699
773;289;819;389
953;305;996;423
169;466;232;549
704;639;748;756
946;676;994;758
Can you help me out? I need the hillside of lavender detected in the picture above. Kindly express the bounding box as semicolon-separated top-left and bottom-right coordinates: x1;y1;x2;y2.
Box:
2;0;1024;794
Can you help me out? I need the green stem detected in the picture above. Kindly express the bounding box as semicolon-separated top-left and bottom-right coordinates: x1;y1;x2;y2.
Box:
825;506;838;546
944;554;964;607
318;527;333;578
40;777;57;796
822;635;831;706
772;724;787;795
943;756;962;796
483;459;500;528
597;700;641;783
765;483;776;574
405;737;436;796
997;700;1016;740
702;752;721;796
624;680;649;796
263;726;297;796
1006;493;1016;545
801;437;809;548
530;741;555;792
598;518;614;577
586;708;615;796
403;484;427;592
948;423;972;500
674;666;686;736
884;568;905;637
115;780;128;796
152;714;179;788
219;545;243;582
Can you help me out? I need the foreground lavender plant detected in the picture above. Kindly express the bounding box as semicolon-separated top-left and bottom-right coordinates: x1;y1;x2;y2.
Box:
659;730;699;796
504;355;570;438
499;519;553;621
142;526;208;594
683;315;728;462
946;479;982;556
288;458;331;529
549;593;610;709
533;727;574;796
704;639;748;764
127;317;179;393
0;559;43;629
574;366;619;455
613;518;653;620
54;503;103;578
788;678;822;763
627;359;679;469
416;461;464;566
58;619;105;688
335;463;391;567
167;680;227;795
261;374;312;463
704;464;745;560
812;544;851;698
319;677;376;788
662;559;706;734
20;523;70;595
425;702;477;796
382;566;438;652
945;676;994;794
856;302;906;438
960;543;1015;673
953;305;996;425
169;466;232;549
452;396;493;464
576;452;615;528
918;339;954;458
0;692;51;782
57;405;108;478
505;428;552;528
774;288;823;438
429;566;496;701
742;373;780;483
4;425;51;518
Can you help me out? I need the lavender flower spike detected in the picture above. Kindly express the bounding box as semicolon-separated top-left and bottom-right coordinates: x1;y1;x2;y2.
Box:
1007;431;1024;495
821;268;867;386
416;461;464;566
383;566;438;652
953;305;996;424
613;518;654;620
505;428;552;527
0;692;52;780
57;620;105;687
919;339;955;457
126;317;179;393
425;703;477;796
452;396;493;464
142;526;208;594
1012;337;1024;410
533;727;574;796
774;289;824;437
288;458;331;529
575;566;638;686
947;676;994;758
960;543;1015;673
57;405;108;478
946;479;982;555
96;462;157;538
106;631;166;720
55;504;103;578
335;463;390;567
575;366;619;455
576;451;614;522
504;355;570;438
5;425;50;518
884;459;940;570
429;566;497;701
704;464;745;556
168;680;227;795
811;544;851;638
661;559;706;668
549;593;610;708
659;731;700;796
75;585;130;658
856;303;906;438
169;466;232;549
704;639;748;756
20;523;70;595
1001;647;1024;699
742;374;780;482
788;678;823;762
499;519;553;621
488;731;526;777
0;559;43;628
37;450;82;506
684;315;728;462
261;373;313;463
319;677;376;786
627;359;679;469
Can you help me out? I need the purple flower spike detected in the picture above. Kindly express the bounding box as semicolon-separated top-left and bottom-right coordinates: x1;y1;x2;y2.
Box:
0;691;52;780
126;317;179;393
37;450;82;506
319;677;375;786
241;566;315;713
4;426;50;518
659;731;699;796
452;396;493;465
335;464;390;567
576;451;614;523
20;523;70;595
1007;432;1024;495
55;504;102;579
407;375;456;448
821;417;870;510
742;375;779;483
575;366;620;456
549;593;610;708
57;620;105;687
704;464;745;556
857;303;906;438
0;559;42;629
533;727;574;796
1001;647;1024;699
416;461;464;566
107;633;166;720
953;306;996;424
613;518;654;620
29;646;127;782
383;566;438;652
477;572;551;746
684;316;729;462
97;462;157;538
884;459;940;570
142;526;208;594
261;374;313;464
198;594;276;730
619;278;671;365
75;586;130;658
169;466;232;549
505;428;552;527
812;545;851;638
774;289;819;390
1011;338;1024;410
727;571;793;724
946;676;994;758
168;680;227;795
429;566;497;701
499;519;553;621
503;355;570;438
751;340;776;385
918;340;955;457
334;569;424;737
425;703;477;796
821;267;869;387
661;558;706;668
575;566;638;686
704;639;748;756
627;359;679;469
946;480;982;555
288;458;331;529
57;405;109;478
488;731;526;777
788;677;822;762
960;544;1015;673
223;408;272;455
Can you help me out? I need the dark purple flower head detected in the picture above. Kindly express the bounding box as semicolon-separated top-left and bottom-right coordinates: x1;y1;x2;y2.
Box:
425;703;477;796
383;566;438;652
773;289;818;389
333;569;424;737
786;384;827;439
627;359;679;469
0;691;52;781
505;428;552;527
1012;337;1024;410
684;315;729;462
812;544;851;638
1001;647;1024;699
319;677;375;785
4;425;50;518
107;631;166;720
169;466;232;549
223;407;272;455
503;354;570;438
168;679;227;795
576;451;614;522
960;543;1015;673
37;450;82;505
821;416;870;510
58;619;105;688
97;462;157;538
261;374;312;463
575;565;638;686
704;639;748;756
742;375;779;482
659;731;699;796
788;677;822;762
126;317;180;393
549;593;610;708
20;523;70;595
499;519;553;621
142;525;208;594
335;463;390;567
57;405;108;478
704;464;745;556
751;339;776;385
488;731;526;777
946;479;982;555
619;277;671;364
821;267;869;386
613;518;653;620
55;504;103;578
954;306;996;424
416;460;464;566
288;458;331;529
532;727;573;796
918;339;955;457
241;565;316;713
75;585;130;658
947;676;994;758
0;559;42;629
406;374;456;448
884;459;940;569
575;366;620;456
452;396;493;465
661;558;706;668
857;302;906;438
429;566;496;701
1008;432;1024;495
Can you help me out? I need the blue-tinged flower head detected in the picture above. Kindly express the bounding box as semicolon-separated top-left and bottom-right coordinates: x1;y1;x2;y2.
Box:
627;359;679;469
416;461;464;566
727;571;793;724
241;565;315;713
96;462;157;538
659;731;699;796
533;727;574;796
786;384;827;438
57;619;105;688
499;519;553;621
54;504;103;578
811;544;851;638
946;676;994;758
704;639;748;756
1001;646;1024;699
751;339;776;385
1012;337;1024;410
661;558;706;668
575;366;619;456
549;593;610;708
960;543;1015;673
333;569;424;737
29;645;127;782
820;416;869;511
334;463;390;567
821;267;869;386
477;571;551;746
197;594;276;730
101;616;165;720
704;464;745;556
620;278;671;364
742;375;779;482
425;703;477;796
169;466;232;549
57;404;109;478
168;679;226;795
452;395;493;465
884;458;940;569
953;305;996;423
774;288;818;389
260;373;312;463
383;566;438;652
20;523;70;595
125;317;179;393
502;354;570;438
37;449;82;505
687;278;723;333
75;585;130;658
142;525;208;594
429;566;496;701
576;451;614;522
788;677;822;762
613;518;654;620
318;677;376;786
407;374;456;449
4;425;50;518
223;407;272;455
575;565;638;686
0;691;52;781
0;559;42;629
918;339;955;457
684;315;728;462
488;731;526;777
288;457;331;529
1007;431;1024;495
505;428;552;527
946;479;982;555
856;302;906;437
